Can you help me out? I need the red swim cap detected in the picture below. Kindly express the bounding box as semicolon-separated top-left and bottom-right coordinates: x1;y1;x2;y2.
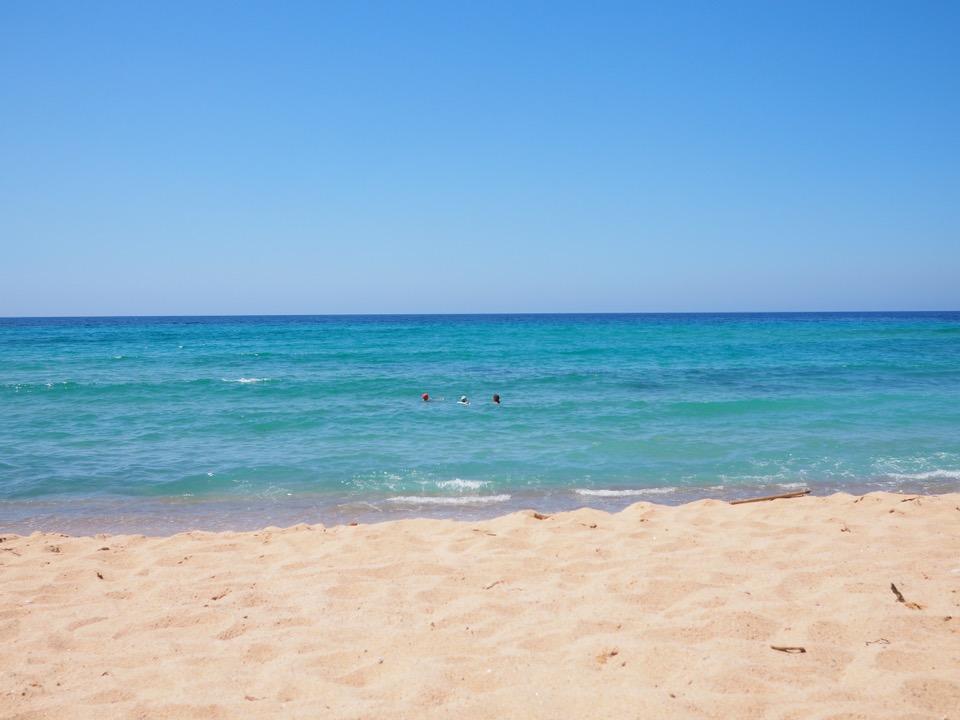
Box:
422;393;429;401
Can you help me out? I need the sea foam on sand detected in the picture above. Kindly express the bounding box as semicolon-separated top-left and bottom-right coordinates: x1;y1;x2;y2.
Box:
1;492;959;719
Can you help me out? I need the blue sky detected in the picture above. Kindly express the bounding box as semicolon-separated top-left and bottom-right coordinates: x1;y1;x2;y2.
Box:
2;1;958;315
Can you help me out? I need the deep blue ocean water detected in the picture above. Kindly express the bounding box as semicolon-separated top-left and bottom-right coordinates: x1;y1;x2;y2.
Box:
2;313;959;535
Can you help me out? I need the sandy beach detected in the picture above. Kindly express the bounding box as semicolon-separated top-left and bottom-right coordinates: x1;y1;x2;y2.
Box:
2;491;959;719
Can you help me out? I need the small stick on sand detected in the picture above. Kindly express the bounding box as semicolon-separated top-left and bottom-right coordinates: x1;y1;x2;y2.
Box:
770;646;806;654
890;582;924;609
730;489;811;505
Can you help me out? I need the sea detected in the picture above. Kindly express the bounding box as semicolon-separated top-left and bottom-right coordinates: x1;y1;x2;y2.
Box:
2;312;959;536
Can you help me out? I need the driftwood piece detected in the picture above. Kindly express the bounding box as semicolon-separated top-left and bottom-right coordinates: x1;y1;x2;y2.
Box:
730;489;811;505
770;646;806;654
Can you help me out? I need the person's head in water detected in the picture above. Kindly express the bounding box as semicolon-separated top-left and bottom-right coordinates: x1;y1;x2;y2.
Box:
492;394;500;405
422;393;429;402
459;396;469;405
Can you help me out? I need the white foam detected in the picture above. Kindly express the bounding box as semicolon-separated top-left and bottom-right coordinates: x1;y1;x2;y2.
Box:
888;470;960;481
719;473;793;484
223;378;270;384
775;482;810;490
387;494;511;506
575;487;677;497
436;479;488;491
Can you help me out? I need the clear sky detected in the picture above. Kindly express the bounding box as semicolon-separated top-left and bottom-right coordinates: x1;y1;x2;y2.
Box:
2;1;958;316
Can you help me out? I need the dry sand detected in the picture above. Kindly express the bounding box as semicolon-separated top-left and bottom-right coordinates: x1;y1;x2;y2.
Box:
2;491;959;719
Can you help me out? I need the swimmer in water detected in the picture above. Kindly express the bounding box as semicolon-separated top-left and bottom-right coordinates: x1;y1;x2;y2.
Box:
458;396;470;405
492;394;500;405
422;393;429;402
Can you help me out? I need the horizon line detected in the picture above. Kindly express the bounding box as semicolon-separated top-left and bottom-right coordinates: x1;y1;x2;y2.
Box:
2;309;957;321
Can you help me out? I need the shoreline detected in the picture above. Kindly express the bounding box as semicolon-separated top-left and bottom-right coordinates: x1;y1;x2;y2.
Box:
2;491;959;718
5;477;960;538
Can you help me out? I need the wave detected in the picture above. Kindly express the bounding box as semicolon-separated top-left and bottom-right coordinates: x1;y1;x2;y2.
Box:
575;487;678;497
887;470;960;481
435;479;489;491
387;494;511;506
715;477;810;489
574;481;815;499
221;378;270;384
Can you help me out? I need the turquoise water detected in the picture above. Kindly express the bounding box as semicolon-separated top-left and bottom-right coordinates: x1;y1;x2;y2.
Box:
2;313;959;534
